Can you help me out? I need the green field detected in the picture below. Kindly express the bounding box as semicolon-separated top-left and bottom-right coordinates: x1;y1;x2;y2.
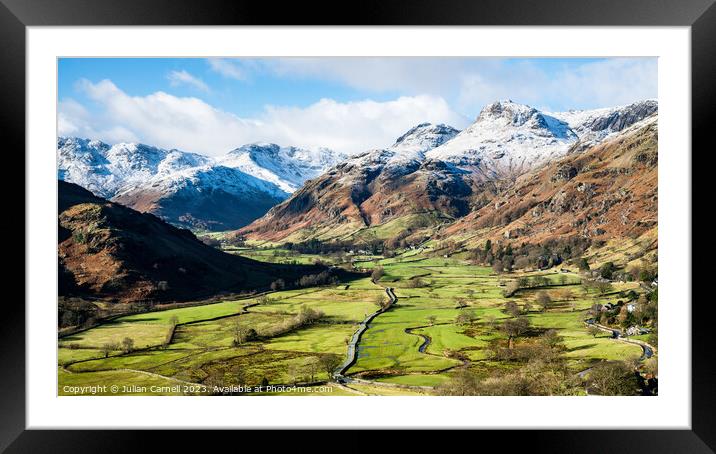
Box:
58;247;651;396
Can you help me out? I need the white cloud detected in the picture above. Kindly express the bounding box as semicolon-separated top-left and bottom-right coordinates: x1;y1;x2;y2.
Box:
59;79;469;156
456;58;658;113
167;70;209;92
207;58;247;80
254;57;656;113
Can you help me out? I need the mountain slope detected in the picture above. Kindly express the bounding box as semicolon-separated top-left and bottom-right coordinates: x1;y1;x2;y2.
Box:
111;165;288;231
237;123;470;242
550;99;658;152
58;180;321;302
239;100;657;246
440;115;658;252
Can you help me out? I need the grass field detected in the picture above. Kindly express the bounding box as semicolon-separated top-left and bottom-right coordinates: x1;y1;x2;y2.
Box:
58;247;650;396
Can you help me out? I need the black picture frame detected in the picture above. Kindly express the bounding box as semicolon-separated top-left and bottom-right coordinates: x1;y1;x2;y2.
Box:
4;0;712;450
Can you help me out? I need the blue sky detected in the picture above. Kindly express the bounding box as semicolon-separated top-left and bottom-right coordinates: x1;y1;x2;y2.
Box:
58;57;657;156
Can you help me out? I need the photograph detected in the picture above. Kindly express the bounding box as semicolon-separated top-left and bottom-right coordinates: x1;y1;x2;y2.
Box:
56;56;660;397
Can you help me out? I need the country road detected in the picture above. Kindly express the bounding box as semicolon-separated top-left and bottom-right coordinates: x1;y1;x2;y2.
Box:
334;286;397;380
578;321;657;381
585;320;655;360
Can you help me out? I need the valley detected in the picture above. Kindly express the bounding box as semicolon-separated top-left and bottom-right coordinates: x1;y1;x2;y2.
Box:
57;98;659;396
59;238;656;396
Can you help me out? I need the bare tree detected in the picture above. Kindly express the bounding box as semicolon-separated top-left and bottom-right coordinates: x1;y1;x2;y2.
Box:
455;311;475;326
100;343;114;358
586;361;640;395
304;357;320;382
121;337;134;353
427;315;437;326
371;266;385;283
536;292;552;312
319;354;342;378
501;316;531;349
232;318;250;346
588;325;601;338
504;301;521;317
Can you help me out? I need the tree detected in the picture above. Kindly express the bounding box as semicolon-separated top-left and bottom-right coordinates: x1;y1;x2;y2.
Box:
541;329;563;350
287;364;302;385
504;301;521;317
374;294;389;310
578;257;590;271
121;337;134;353
501;316;531;349
232;318;251;346
492;259;504;274
319;354;342;378
596;281;613;295
371;266;384;283
304;357;321;382
586;361;640;395
427;315;437;326
600;262;616;280
503;280;520;297
588;325;601;338
485;315;497;329
536;292;552;312
455;298;468;309
256;295;272;305
455;311;475;326
484;239;492;253
270;279;286;291
100;343;114;358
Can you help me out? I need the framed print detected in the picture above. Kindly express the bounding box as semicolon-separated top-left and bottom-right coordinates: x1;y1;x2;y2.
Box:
5;0;714;450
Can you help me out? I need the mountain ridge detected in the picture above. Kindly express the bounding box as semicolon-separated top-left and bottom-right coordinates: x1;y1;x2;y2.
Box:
58;137;346;231
239;100;657;244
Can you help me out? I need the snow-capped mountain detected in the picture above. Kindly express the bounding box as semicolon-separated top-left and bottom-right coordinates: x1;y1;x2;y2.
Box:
425;100;578;176
218;143;347;193
240;99;658;242
336;123;460;179
425;99;658;176
238;122;474;241
57;138;211;198
391;123;460;155
549;99;658;151
57;137;345;231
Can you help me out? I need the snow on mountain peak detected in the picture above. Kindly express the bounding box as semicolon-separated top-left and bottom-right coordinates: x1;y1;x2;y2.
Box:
426;101;577;174
549;99;658;149
219;143;347;193
58;136;347;205
337;122;460;177
391;123;460;154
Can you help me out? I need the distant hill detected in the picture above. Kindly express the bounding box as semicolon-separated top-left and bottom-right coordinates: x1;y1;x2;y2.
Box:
57;138;346;231
58;180;324;303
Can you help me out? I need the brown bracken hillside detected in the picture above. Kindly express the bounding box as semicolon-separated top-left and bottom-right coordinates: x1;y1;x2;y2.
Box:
58;180;322;303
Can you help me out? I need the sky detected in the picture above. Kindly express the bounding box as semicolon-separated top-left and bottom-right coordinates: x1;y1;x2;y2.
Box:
58;57;657;156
